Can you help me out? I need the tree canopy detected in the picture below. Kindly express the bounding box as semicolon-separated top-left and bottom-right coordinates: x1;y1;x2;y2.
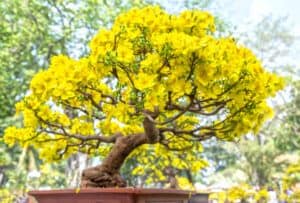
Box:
3;6;284;187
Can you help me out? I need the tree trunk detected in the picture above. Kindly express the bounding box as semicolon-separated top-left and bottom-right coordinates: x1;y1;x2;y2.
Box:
80;133;148;188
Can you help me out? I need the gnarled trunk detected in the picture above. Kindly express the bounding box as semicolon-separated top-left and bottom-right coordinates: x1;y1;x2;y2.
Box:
81;116;159;188
80;133;148;188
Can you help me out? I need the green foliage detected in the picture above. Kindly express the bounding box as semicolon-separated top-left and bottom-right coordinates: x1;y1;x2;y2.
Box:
275;81;300;152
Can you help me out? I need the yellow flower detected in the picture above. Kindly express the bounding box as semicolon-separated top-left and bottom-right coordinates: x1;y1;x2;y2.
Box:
3;6;284;167
134;72;156;90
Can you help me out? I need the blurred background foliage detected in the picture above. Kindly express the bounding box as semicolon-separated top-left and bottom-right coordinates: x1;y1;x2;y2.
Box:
0;0;150;201
0;0;299;202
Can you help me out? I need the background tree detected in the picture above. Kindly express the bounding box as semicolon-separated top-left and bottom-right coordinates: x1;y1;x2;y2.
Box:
4;6;284;188
0;0;147;199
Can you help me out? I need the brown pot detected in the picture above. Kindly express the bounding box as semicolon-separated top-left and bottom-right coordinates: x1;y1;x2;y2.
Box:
28;188;209;203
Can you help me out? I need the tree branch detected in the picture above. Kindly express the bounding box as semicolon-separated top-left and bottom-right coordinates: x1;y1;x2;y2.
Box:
33;112;120;143
77;89;103;111
41;128;120;143
60;100;105;120
85;85;117;105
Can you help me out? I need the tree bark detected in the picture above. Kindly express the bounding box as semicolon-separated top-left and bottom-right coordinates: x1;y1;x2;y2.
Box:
80;133;148;188
80;116;159;188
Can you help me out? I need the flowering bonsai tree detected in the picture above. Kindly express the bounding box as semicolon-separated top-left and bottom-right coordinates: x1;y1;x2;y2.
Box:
4;6;284;188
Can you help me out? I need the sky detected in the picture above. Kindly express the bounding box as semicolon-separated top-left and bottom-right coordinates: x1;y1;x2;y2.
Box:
223;0;300;35
161;0;300;35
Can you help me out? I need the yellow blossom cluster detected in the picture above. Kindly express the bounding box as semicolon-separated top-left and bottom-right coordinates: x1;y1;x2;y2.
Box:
129;142;207;186
4;6;284;166
280;162;300;201
209;184;269;203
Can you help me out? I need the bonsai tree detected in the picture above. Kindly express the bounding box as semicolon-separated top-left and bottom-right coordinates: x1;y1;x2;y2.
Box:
3;6;284;188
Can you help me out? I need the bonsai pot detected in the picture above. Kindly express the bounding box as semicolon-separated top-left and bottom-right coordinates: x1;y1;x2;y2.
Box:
28;188;208;203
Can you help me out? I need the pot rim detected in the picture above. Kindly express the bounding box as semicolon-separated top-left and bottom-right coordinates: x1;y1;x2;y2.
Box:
28;187;198;195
